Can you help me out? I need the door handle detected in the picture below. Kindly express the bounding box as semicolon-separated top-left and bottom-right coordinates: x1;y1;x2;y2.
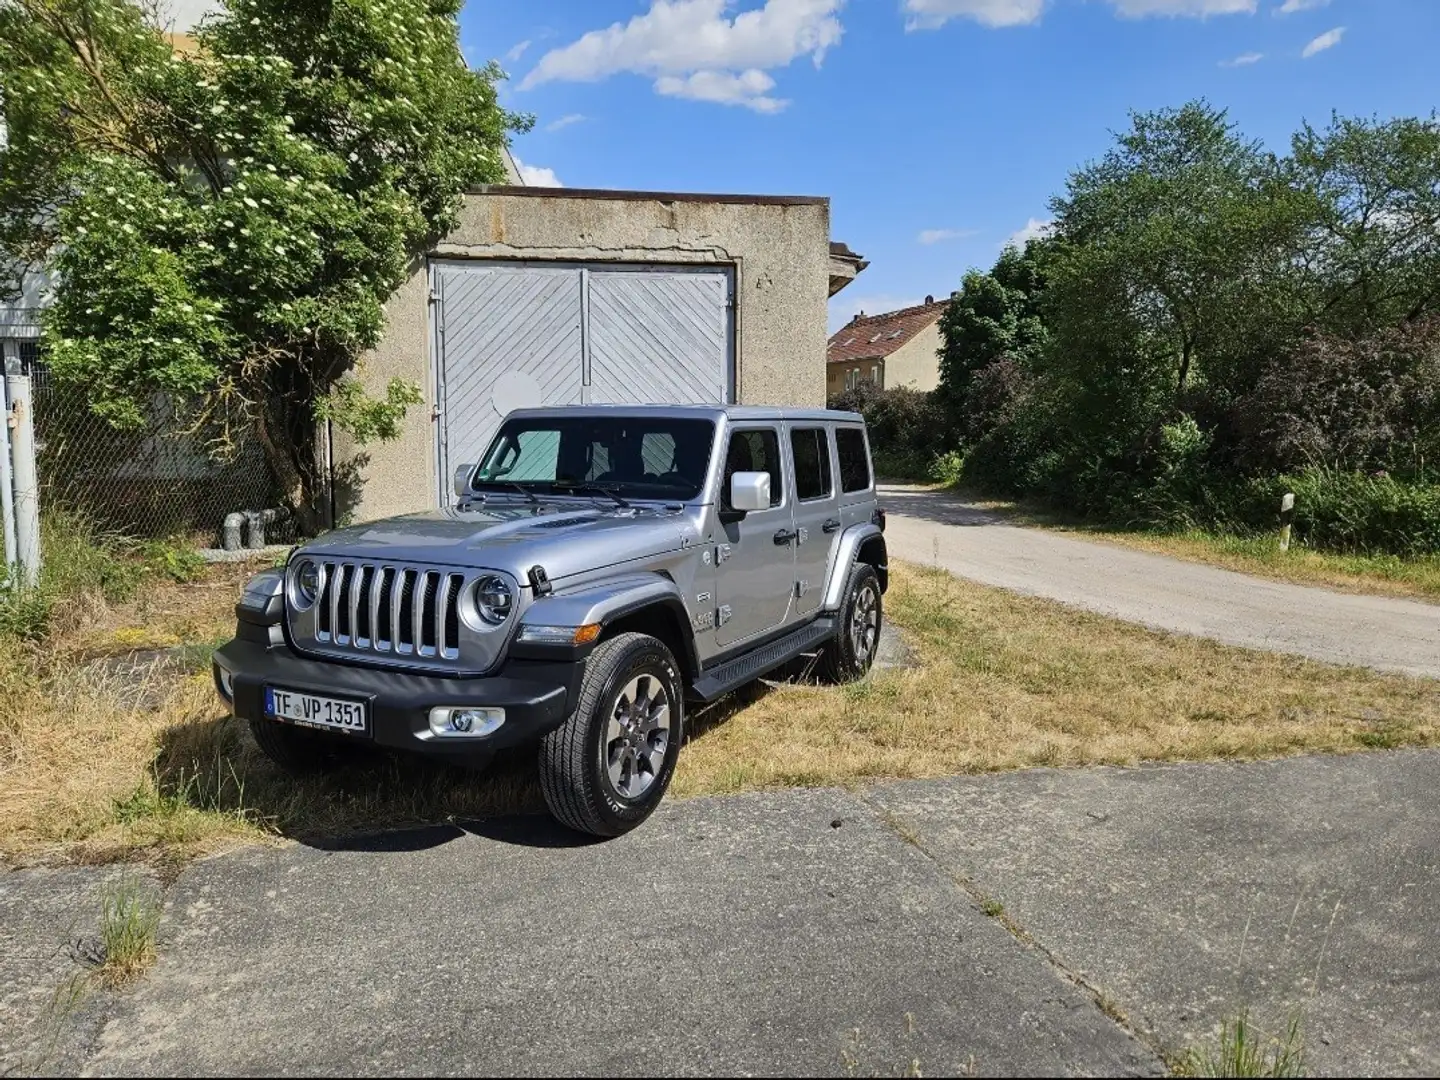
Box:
773;529;800;545
822;518;842;534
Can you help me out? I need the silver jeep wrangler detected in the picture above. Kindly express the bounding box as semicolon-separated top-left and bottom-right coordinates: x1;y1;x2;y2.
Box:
214;405;888;836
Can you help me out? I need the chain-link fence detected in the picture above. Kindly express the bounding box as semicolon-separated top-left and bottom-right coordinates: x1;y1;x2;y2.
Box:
32;372;298;548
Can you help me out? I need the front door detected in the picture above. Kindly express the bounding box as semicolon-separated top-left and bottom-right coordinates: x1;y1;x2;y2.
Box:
788;426;842;618
715;426;795;648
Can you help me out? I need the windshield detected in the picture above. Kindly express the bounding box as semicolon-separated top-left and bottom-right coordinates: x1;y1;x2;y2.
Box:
472;417;717;502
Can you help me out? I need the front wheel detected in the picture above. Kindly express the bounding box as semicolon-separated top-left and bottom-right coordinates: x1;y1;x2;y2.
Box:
248;716;349;773
539;632;684;838
818;562;883;684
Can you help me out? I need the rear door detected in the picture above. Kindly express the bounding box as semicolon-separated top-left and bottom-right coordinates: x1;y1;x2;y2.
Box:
835;425;875;531
788;425;841;619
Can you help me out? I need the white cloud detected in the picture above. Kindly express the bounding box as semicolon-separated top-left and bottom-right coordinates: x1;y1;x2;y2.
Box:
655;70;789;112
1108;0;1255;16
1302;25;1345;57
514;158;563;187
506;40;533;63
1277;0;1330;13
918;228;980;245
545;114;588;132
904;0;1046;31
829;294;927;333
1005;217;1054;249
906;0;1259;30
520;0;842;112
161;0;220;30
1220;51;1265;66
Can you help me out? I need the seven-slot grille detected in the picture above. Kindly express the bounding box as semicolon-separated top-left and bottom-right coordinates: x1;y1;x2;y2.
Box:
312;563;465;660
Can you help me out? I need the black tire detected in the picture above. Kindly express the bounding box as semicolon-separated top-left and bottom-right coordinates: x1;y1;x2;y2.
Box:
539;632;685;838
819;562;883;684
247;716;347;774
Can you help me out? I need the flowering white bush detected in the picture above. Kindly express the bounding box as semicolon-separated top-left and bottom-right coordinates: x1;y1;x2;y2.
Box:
0;0;528;522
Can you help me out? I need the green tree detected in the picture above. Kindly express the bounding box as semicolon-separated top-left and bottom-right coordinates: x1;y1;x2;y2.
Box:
1047;101;1309;405
1288;112;1440;333
937;240;1049;421
0;0;527;525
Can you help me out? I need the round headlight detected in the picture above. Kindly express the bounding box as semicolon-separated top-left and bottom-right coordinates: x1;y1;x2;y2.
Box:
293;560;322;609
474;575;513;626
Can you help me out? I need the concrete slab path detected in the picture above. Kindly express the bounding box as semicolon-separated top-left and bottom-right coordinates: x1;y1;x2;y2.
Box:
8;751;1440;1076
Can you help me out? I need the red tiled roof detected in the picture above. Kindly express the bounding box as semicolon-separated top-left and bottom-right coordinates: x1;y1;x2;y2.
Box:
827;297;949;365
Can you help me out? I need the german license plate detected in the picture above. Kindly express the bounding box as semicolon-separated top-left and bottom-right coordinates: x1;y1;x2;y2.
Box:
265;687;369;736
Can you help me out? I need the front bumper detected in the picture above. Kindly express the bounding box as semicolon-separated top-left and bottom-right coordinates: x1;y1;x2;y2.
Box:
214;637;581;759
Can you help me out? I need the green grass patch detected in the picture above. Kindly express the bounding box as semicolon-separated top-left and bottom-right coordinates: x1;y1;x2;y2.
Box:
1183;1012;1305;1078
98;876;162;988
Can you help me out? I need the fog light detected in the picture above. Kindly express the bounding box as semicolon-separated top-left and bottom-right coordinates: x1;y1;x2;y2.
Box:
427;707;505;739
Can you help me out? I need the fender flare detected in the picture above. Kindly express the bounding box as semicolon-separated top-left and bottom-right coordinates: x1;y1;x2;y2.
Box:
821;524;888;613
516;573;699;673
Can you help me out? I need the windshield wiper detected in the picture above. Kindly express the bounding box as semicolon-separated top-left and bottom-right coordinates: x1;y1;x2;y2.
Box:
473;480;540;505
555;481;630;508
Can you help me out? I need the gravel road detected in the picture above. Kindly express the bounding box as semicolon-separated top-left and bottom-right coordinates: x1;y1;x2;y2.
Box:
880;485;1440;678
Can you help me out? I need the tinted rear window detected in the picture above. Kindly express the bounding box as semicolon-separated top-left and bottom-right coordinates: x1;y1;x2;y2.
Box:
836;428;871;494
791;428;833;502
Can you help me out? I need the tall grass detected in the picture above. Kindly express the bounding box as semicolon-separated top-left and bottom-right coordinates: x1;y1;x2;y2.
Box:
1185;1012;1306;1078
98;876;162;987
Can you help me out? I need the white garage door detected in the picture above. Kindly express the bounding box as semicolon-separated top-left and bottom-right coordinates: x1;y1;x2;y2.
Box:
431;260;734;501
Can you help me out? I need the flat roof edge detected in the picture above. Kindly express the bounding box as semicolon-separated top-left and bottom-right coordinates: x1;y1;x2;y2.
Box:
467;185;829;207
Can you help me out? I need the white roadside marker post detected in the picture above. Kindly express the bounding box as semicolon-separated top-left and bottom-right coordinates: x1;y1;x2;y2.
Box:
1279;492;1296;554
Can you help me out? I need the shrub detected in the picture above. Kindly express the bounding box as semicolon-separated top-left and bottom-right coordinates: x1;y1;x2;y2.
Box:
1236;318;1440;476
1285;470;1440;556
142;540;207;584
830;385;954;481
928;450;966;486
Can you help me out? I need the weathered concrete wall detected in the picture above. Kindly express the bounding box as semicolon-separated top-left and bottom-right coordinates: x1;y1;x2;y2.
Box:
337;188;832;523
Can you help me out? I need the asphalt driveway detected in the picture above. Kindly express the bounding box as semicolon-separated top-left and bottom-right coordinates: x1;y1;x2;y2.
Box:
880;484;1440;679
8;751;1440;1076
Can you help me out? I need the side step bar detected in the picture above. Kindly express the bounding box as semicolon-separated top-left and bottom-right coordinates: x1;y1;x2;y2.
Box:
689;617;836;703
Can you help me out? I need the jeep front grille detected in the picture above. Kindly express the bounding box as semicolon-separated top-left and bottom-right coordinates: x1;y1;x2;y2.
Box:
312;562;465;660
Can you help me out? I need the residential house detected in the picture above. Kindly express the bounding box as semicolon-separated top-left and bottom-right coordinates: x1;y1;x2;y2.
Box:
826;296;949;399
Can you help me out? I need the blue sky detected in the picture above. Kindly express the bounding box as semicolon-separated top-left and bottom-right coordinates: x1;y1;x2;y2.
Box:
458;0;1439;331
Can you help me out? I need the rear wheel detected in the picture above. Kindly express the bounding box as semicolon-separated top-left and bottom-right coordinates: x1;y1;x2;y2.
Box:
819;562;883;684
540;632;684;838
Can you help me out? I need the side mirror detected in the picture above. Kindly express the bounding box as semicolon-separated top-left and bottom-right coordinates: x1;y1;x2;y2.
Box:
729;471;771;513
453;463;476;498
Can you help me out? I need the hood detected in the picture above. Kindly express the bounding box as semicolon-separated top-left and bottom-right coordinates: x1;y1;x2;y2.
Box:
298;501;693;583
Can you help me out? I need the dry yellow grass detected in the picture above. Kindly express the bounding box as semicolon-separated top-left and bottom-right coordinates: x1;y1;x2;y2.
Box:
4;558;1438;866
672;561;1440;794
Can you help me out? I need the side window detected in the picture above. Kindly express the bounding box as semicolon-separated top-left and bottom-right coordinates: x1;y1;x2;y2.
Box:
790;427;833;502
836;427;871;494
723;429;784;508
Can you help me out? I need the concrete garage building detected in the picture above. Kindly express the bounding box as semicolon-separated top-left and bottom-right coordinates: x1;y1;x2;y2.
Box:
336;185;866;523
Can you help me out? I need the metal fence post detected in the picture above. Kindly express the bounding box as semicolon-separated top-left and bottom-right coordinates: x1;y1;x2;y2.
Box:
6;376;42;586
0;379;18;579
